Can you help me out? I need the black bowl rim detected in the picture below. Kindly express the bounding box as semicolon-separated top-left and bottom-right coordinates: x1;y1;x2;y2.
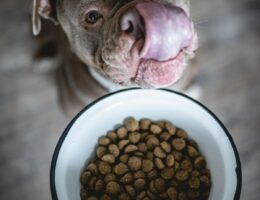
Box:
50;88;242;200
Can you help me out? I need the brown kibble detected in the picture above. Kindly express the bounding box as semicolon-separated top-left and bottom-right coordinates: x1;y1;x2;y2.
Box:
161;168;175;180
154;147;166;158
172;150;183;161
147;190;156;199
120;172;133;184
172;138;186;151
118;139;130;150
175;170;189;182
117;127;128;139
95;179;104;191
154;178;165;192
137;191;146;199
104;173;116;183
114;162;129;175
124;117;139;132
87;163;98;174
80;188;88;199
189;139;198;148
128;156;142;171
134;170;145;179
159;191;169;199
147;170;158;180
160;141;172;153
188;177;200;189
86;197;98;200
107;131;117;142
194;156;206;169
108;144;120;157
201;168;211;177
165;154;175;167
187;190;200;199
187;145;199;158
191;170;200;177
106;181;120;195
125;185;136;196
181;159;192;171
167;187;177;200
96;146;107;158
119;193;131;200
160;132;172;141
134;152;144;157
125;144;138;153
89;177;97;190
146;152;154;160
176;129;188;139
142;159;154;172
149;180;157;193
138;142;147;152
146;136;160;150
99;137;111;146
134;178;146;190
178;192;187;200
80;171;92;185
155;158;165;169
98;161;111;175
174;162;181;171
119;154;129;163
101;154;115;164
150;124;162;134
200;175;211;188
129;132;141;144
140;119;151;130
165;122;176;135
100;194;111;200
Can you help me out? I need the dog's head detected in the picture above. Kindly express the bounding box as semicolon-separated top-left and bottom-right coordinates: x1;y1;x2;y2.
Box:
33;0;198;88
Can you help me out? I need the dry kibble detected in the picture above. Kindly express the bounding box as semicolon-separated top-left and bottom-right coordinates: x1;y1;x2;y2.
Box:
194;156;206;169
160;141;172;153
188;177;200;189
187;145;199;158
150;124;162;134
165;122;176;135
101;154;115;164
107;131;117;142
80;118;211;199
165;154;175;167
117;127;128;139
154;146;166;158
106;181;120;195
129;132;141;144
96;146;107;158
99;137;111;146
118;139;130;150
108;144;120;157
119;154;129;163
140;119;151;130
134;178;146;190
128;156;142;171
161;168;175;180
120;172;133;184
155;158;165;169
142;159;154;172
114;163;128;175
125;117;139;132
125;185;136;196
125;144;138;153
172;138;186;151
175;170;189;182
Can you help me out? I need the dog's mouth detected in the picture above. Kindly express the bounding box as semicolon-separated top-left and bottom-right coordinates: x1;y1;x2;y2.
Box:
120;2;196;87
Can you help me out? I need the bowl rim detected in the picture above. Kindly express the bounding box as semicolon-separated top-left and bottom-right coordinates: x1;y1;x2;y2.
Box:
50;88;242;200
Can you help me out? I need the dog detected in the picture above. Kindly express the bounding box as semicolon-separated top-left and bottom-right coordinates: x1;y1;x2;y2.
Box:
32;0;198;116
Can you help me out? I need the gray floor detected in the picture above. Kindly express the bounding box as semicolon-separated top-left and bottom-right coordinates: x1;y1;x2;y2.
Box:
0;0;259;199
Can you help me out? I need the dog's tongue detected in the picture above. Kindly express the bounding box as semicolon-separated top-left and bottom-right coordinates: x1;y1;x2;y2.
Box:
136;2;192;61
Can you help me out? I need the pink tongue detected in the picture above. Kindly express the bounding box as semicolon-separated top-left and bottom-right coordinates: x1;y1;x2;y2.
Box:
136;2;192;61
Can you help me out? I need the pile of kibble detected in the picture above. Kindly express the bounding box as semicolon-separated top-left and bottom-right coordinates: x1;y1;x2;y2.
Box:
80;117;211;200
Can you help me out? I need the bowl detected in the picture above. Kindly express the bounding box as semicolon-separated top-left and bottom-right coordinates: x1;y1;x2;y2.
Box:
50;88;241;200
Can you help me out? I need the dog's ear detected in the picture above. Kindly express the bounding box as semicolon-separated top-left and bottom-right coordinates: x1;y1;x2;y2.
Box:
32;0;58;36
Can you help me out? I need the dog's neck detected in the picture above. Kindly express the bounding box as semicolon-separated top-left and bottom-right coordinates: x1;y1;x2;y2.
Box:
88;67;135;92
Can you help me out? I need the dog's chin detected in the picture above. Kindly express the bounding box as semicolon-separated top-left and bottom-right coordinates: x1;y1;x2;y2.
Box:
103;50;187;88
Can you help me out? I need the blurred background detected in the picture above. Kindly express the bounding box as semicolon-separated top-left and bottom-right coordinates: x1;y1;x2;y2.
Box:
0;0;259;199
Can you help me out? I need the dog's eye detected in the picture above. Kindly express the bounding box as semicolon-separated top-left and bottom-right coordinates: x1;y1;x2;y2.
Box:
85;10;101;24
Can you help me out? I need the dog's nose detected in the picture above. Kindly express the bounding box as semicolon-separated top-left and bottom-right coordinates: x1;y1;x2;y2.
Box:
120;9;145;38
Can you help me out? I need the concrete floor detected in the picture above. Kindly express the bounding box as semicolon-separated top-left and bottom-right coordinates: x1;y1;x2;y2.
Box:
0;0;259;199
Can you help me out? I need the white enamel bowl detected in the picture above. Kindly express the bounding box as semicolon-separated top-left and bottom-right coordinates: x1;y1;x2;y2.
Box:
50;88;241;200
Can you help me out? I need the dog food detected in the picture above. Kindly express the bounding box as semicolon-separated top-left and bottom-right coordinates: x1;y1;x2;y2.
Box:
80;118;211;200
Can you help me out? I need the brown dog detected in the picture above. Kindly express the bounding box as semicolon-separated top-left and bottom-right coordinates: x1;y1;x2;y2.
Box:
32;0;198;116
